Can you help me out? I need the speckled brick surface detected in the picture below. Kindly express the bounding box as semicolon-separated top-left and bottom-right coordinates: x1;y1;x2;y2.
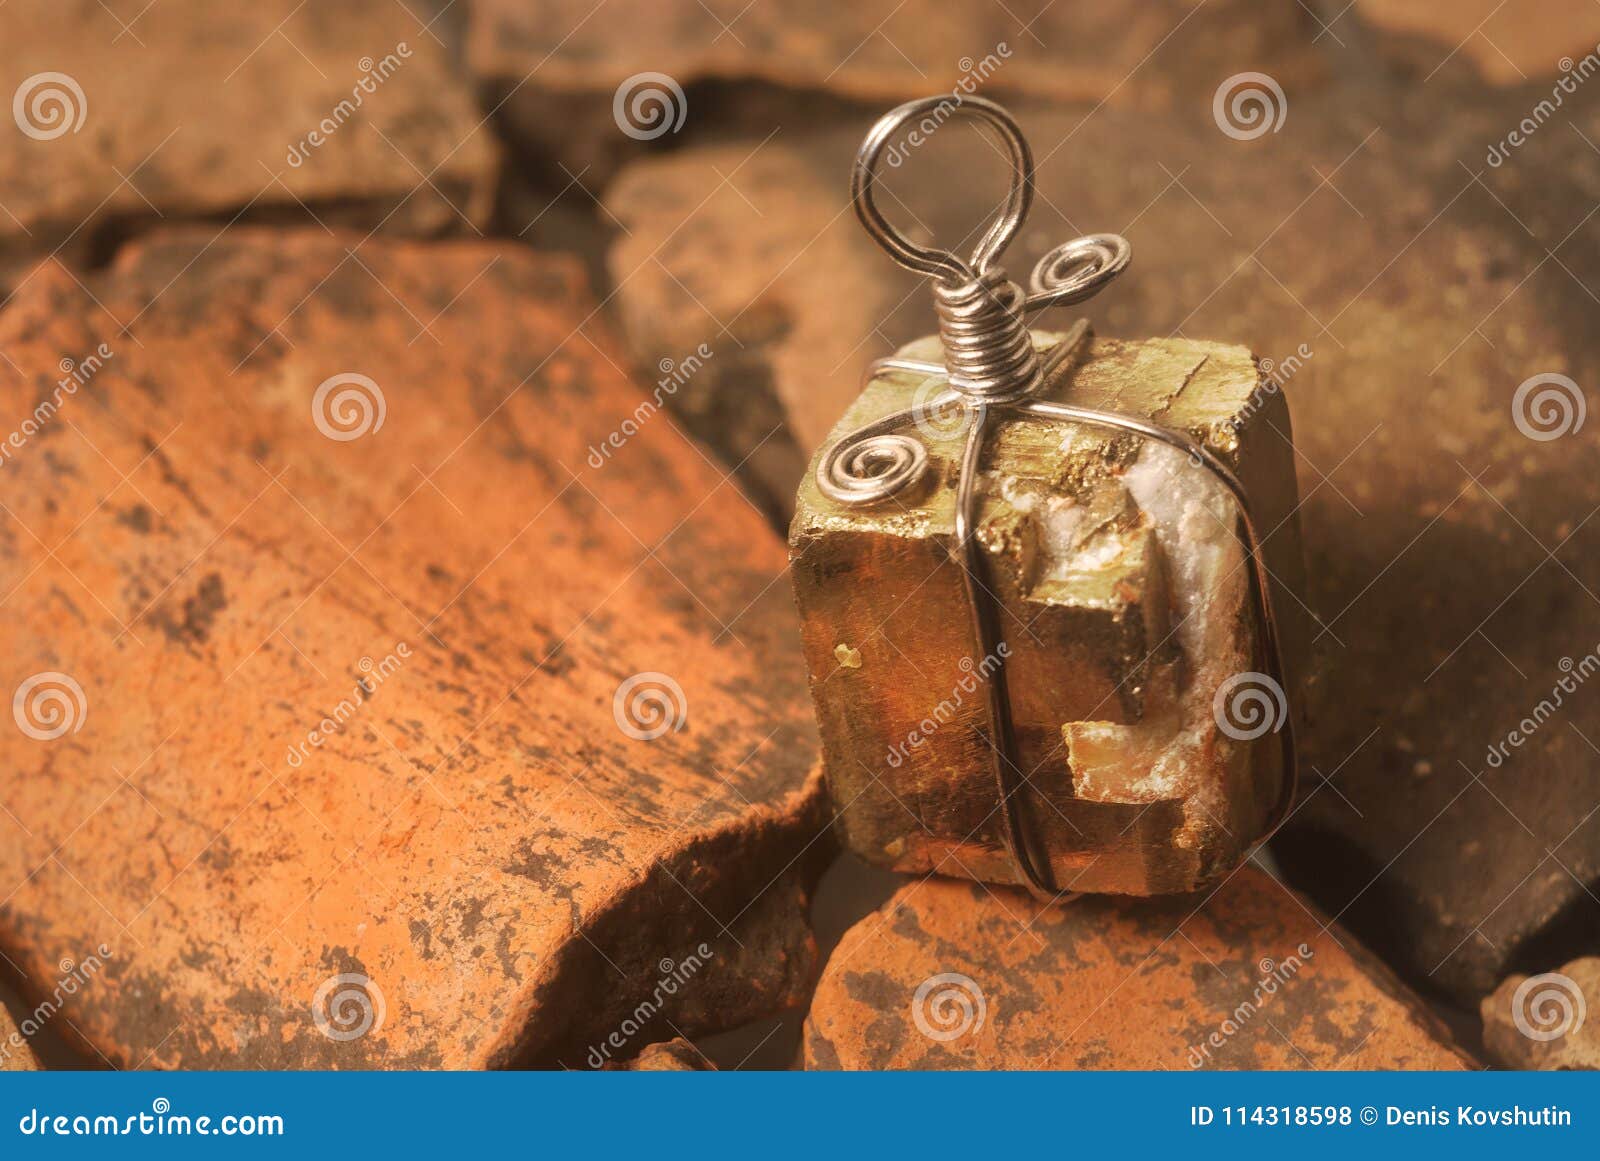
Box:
804;871;1474;1070
0;230;827;1068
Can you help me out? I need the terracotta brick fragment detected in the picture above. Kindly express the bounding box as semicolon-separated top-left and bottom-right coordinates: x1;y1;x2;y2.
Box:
803;870;1473;1070
609;72;1600;1003
0;229;826;1067
472;0;1326;183
0;0;496;285
1481;958;1599;1070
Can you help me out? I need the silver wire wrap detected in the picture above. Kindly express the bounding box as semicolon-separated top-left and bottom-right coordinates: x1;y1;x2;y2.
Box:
817;96;1298;902
932;269;1039;402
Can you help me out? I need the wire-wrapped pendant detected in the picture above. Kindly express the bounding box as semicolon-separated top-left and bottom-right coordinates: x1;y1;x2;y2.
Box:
789;96;1306;899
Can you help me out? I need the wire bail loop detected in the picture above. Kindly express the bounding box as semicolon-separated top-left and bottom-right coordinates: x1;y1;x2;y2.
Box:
848;95;1130;406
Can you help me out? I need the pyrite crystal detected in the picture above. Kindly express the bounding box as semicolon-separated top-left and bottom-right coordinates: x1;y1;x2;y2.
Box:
789;324;1306;895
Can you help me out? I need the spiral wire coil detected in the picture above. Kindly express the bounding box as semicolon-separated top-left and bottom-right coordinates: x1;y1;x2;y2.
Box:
819;96;1296;900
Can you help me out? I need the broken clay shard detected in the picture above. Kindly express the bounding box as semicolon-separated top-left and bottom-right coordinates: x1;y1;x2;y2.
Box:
0;0;496;286
803;870;1474;1070
0;229;825;1068
790;327;1306;896
473;0;1326;187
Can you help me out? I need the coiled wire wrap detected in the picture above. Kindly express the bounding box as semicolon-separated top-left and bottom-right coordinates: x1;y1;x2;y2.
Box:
932;269;1039;402
817;96;1297;902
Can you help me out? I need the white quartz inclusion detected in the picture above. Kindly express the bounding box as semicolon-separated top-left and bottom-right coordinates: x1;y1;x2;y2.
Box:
1064;440;1251;818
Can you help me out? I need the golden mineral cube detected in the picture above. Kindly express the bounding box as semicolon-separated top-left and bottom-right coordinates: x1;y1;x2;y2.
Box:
789;324;1305;895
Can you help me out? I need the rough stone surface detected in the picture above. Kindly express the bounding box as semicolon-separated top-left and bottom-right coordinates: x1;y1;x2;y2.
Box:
0;1001;40;1070
472;0;1328;184
1357;0;1600;83
790;327;1304;896
610;62;1600;1003
617;1037;715;1070
804;870;1474;1070
606;133;882;517
1481;958;1600;1069
0;229;828;1068
0;0;496;285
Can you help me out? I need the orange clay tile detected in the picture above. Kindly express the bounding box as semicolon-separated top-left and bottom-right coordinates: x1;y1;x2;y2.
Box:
0;229;827;1068
804;869;1475;1070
